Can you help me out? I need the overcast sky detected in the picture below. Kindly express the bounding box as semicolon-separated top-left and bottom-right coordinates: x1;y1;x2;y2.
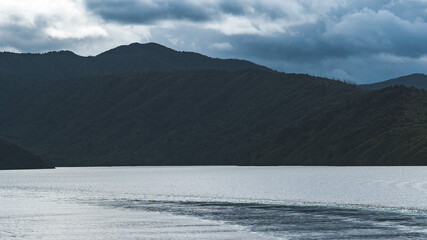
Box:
1;0;426;83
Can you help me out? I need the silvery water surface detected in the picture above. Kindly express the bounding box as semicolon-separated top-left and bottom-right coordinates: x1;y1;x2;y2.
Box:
0;166;426;239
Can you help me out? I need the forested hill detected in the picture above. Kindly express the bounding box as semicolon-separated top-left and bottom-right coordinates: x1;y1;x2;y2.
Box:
0;43;426;166
360;73;427;91
0;137;53;170
0;42;269;82
1;69;426;166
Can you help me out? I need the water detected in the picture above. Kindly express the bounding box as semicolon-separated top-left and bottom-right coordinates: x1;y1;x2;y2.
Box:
0;166;426;239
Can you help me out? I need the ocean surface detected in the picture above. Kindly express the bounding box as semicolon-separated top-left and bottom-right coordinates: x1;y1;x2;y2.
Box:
0;166;426;239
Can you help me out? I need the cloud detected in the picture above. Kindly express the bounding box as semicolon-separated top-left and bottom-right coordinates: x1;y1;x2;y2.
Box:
210;42;233;51
85;0;213;24
0;0;108;53
85;0;335;36
0;0;106;39
323;9;427;58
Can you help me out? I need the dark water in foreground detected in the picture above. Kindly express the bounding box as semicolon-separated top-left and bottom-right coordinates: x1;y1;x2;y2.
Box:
97;199;427;239
1;166;426;239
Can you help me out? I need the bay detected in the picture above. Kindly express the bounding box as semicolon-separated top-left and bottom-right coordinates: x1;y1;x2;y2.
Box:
1;166;426;239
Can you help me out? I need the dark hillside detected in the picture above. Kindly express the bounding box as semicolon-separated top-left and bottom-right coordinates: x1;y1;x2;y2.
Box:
0;137;53;170
3;69;426;166
0;70;361;166
249;86;427;165
0;43;426;166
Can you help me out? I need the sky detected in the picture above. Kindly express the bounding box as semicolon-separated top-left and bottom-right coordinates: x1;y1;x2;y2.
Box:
0;0;426;83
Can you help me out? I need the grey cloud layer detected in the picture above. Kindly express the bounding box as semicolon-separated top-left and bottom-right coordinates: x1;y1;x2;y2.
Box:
85;0;214;23
85;0;427;59
85;0;295;23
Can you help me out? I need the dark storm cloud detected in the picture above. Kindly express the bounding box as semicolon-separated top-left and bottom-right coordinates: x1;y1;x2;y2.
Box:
217;1;246;15
84;0;297;24
340;0;427;21
84;0;427;59
323;9;427;58
85;0;214;24
246;9;427;60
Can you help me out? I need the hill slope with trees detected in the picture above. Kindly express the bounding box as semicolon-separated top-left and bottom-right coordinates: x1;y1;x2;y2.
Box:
0;137;53;170
0;43;426;166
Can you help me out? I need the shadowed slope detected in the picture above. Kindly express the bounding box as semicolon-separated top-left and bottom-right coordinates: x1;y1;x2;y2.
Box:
1;69;426;166
0;137;53;170
0;43;426;166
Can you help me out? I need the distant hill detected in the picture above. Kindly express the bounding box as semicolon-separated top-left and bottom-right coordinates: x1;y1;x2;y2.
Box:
0;42;269;82
0;137;53;170
95;43;270;74
0;43;426;166
359;73;427;90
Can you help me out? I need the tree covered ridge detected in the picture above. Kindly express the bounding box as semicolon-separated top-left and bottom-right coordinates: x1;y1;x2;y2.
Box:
1;69;426;166
0;43;426;167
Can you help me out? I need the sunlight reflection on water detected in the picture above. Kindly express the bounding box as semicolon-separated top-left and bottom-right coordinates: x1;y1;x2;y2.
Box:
0;166;426;239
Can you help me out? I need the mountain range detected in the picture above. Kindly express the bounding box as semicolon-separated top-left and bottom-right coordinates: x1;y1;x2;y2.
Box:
0;42;426;168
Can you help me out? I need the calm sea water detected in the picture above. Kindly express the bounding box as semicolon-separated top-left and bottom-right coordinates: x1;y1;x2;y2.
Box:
0;166;426;239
